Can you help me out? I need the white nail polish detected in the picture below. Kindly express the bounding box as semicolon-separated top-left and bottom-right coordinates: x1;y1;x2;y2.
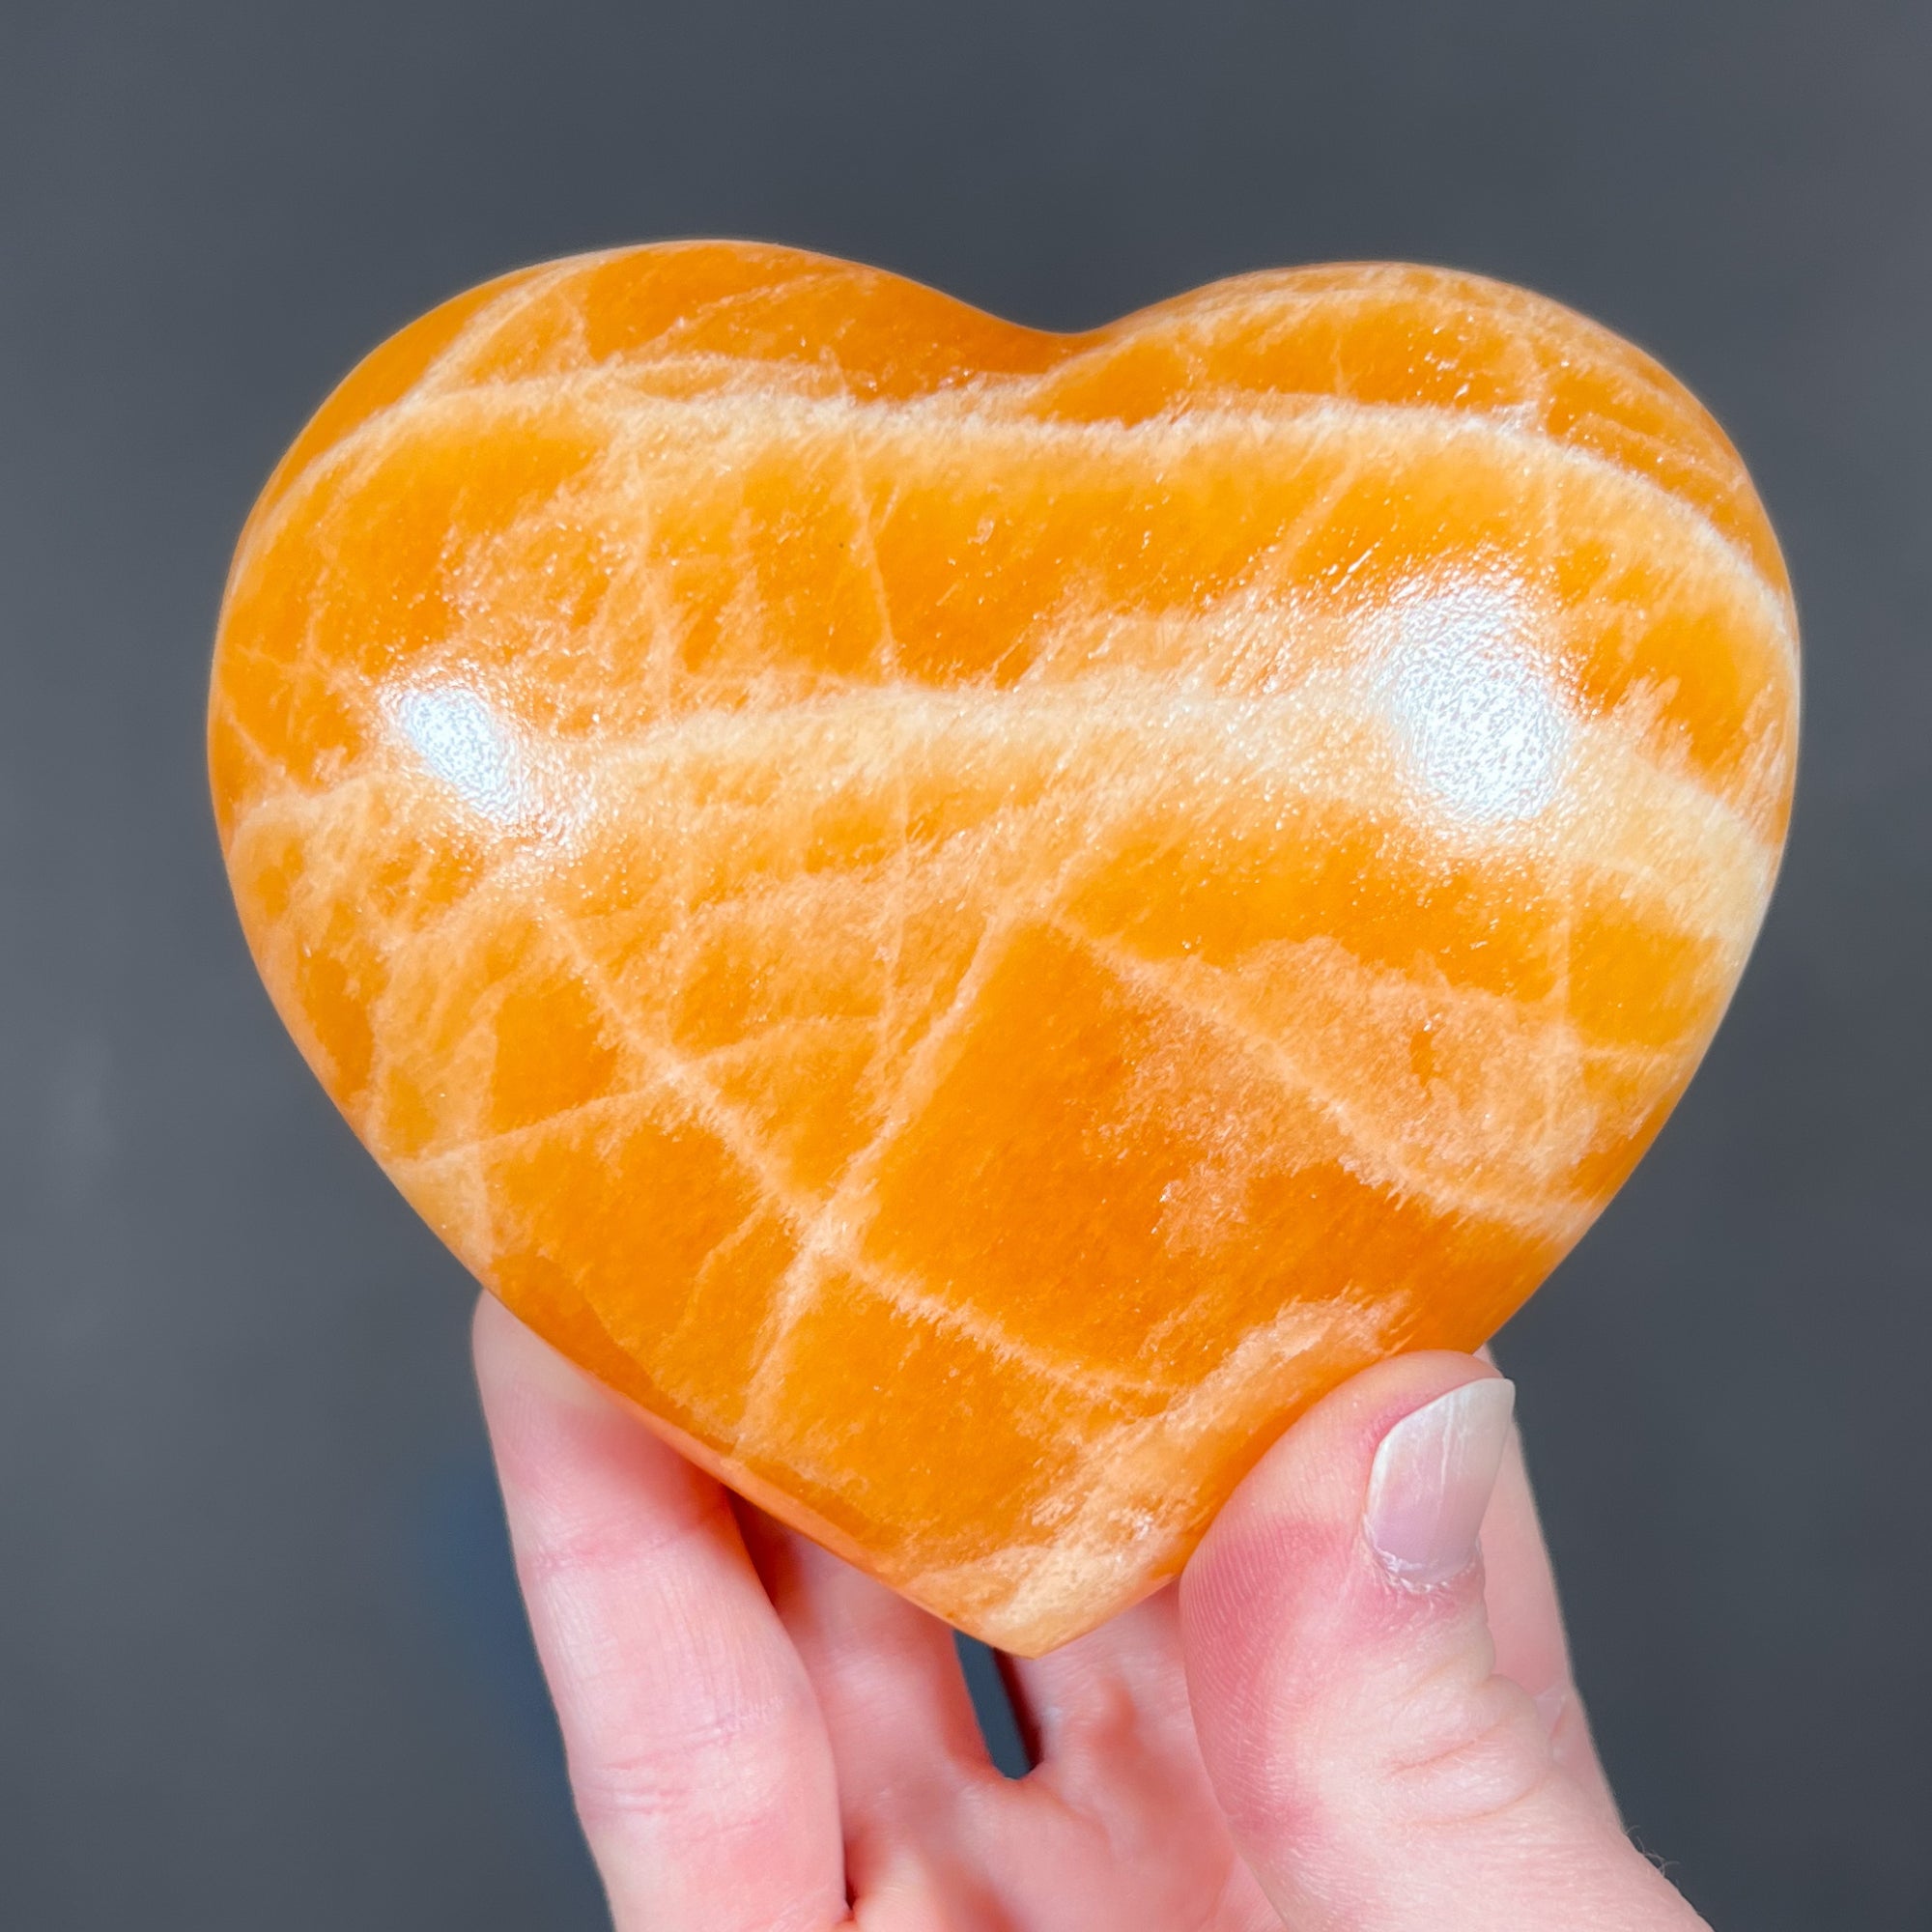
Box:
1364;1379;1516;1586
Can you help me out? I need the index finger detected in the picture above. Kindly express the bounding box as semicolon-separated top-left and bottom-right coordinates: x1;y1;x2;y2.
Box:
472;1295;847;1932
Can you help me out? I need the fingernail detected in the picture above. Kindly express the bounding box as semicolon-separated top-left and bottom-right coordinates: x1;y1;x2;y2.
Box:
1364;1378;1516;1586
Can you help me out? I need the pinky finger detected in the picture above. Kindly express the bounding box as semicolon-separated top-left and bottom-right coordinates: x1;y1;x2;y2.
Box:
472;1296;847;1932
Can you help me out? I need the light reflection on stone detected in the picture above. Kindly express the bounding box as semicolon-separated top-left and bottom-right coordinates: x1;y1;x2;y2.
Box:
1375;578;1574;827
386;680;537;827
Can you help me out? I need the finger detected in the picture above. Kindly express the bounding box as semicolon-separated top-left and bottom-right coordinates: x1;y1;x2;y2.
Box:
1003;1587;1201;1784
1003;1586;1279;1926
1475;1347;1616;1816
472;1296;846;1932
1181;1351;1707;1931
738;1514;990;1896
1481;1425;1619;1821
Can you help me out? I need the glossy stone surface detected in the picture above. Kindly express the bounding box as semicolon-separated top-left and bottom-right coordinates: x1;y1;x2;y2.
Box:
209;243;1796;1652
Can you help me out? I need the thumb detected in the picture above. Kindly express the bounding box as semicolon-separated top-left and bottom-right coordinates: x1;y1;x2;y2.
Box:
1180;1353;1706;1932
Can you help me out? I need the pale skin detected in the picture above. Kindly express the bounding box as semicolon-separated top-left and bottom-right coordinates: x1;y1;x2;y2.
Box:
474;1295;1711;1930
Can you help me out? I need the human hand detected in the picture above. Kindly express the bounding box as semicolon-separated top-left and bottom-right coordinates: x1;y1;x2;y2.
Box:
474;1295;1707;1929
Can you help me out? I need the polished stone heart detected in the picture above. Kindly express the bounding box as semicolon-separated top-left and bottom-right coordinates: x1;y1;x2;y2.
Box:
209;243;1796;1652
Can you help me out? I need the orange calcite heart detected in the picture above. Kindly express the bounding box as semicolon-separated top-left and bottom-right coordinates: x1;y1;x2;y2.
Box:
209;243;1796;1652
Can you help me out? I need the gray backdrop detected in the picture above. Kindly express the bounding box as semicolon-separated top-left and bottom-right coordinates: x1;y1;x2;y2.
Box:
3;3;1927;1925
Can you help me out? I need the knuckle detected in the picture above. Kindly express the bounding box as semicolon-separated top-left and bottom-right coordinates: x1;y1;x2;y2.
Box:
571;1706;792;1833
1379;1674;1556;1829
1236;1662;1556;1850
521;1492;721;1591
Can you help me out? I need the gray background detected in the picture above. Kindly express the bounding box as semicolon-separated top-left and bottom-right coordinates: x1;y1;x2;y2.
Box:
2;2;1927;1925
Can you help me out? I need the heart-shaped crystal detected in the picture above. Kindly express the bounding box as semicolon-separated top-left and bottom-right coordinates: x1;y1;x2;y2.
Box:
209;244;1796;1652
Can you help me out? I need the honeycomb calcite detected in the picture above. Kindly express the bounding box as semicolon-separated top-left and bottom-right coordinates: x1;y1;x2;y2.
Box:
209;243;1797;1653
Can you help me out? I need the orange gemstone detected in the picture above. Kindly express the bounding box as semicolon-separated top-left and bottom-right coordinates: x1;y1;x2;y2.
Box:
209;243;1797;1652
